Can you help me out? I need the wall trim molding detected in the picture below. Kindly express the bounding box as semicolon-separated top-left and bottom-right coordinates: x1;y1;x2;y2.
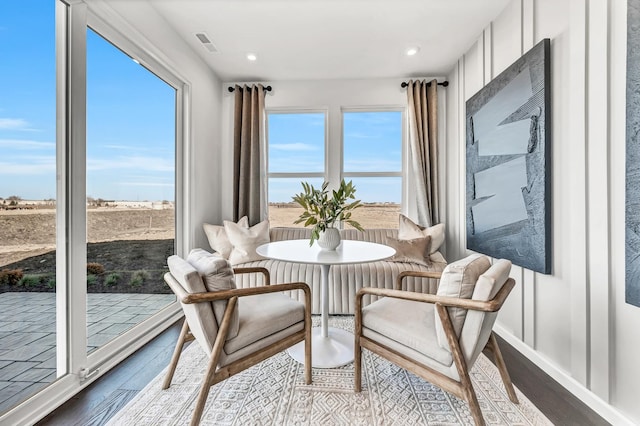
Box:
495;325;634;426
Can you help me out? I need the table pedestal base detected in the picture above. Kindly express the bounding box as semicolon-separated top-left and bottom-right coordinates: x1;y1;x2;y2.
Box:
287;327;354;368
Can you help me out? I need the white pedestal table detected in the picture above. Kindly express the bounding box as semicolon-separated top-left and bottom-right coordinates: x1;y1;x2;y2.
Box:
256;239;395;368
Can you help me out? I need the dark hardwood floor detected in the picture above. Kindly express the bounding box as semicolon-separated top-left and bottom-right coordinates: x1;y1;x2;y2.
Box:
491;335;609;426
37;319;609;426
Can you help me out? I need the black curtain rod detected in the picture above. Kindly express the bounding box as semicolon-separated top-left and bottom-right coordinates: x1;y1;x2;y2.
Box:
228;85;272;93
401;80;449;88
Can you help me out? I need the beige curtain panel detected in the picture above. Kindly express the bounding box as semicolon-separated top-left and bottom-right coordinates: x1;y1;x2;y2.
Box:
232;84;267;225
406;79;439;227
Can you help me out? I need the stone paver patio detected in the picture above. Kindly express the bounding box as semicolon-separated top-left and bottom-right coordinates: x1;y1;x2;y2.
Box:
0;292;175;414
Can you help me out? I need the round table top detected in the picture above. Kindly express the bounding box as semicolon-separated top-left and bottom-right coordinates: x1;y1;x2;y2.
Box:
256;239;395;266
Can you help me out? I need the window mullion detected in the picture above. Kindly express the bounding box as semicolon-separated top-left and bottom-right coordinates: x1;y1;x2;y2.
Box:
65;0;89;377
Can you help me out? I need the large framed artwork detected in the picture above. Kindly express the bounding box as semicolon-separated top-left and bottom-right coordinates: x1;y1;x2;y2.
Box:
466;38;551;274
626;0;640;307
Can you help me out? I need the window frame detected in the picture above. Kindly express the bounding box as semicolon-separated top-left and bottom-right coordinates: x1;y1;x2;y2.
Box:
264;105;407;227
266;107;329;182
80;4;186;377
340;106;406;174
0;2;187;424
340;106;407;210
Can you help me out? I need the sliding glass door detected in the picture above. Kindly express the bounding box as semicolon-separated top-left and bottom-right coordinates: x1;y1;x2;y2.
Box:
85;27;176;354
0;0;59;414
0;2;184;423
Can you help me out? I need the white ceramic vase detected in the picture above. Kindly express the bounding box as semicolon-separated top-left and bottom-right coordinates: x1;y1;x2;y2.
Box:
317;227;341;251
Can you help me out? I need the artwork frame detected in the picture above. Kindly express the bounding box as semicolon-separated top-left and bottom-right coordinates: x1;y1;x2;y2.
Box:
626;0;640;307
465;38;551;274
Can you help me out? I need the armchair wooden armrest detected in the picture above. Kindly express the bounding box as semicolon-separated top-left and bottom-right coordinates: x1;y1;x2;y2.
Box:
358;278;515;313
396;270;443;290
184;282;310;304
233;266;270;285
164;272;309;304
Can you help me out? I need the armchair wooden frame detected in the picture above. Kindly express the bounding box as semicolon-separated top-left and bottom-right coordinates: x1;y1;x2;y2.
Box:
355;270;518;426
164;267;312;426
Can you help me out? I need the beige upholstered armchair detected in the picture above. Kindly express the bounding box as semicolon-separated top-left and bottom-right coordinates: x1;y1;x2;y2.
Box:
163;249;312;426
355;254;518;426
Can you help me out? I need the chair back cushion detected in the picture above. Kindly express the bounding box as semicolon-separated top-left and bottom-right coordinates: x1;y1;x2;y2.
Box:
459;259;512;366
167;255;218;354
187;249;239;339
435;254;491;349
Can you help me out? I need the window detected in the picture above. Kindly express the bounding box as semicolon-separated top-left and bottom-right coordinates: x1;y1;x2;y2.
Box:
266;109;404;229
342;110;403;229
0;0;58;413
267;112;326;227
85;28;176;353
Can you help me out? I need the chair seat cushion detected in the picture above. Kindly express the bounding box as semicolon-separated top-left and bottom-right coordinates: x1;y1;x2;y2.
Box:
224;292;305;355
362;297;452;367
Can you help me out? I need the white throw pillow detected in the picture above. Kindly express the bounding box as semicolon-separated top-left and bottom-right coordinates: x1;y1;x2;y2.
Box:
398;214;445;254
203;216;248;259
224;219;270;265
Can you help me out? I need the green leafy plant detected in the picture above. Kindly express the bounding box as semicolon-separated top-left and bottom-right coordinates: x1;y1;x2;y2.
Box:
19;275;40;287
130;270;150;287
87;274;98;286
105;272;121;287
46;276;56;289
292;179;364;246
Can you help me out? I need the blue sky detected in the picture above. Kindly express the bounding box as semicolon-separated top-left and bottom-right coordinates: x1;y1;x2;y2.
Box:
1;2;400;204
1;2;175;202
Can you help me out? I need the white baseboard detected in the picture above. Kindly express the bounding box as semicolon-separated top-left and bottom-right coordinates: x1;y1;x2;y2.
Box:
493;324;634;426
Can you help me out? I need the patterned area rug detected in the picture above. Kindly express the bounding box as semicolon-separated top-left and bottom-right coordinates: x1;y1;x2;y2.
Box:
108;317;551;425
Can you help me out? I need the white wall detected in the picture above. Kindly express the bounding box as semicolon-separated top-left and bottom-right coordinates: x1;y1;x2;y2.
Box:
93;0;224;253
219;78;446;225
446;0;640;424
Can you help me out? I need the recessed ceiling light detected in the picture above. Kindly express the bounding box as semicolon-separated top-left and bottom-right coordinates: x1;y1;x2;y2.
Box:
247;53;257;61
406;47;420;56
132;58;140;65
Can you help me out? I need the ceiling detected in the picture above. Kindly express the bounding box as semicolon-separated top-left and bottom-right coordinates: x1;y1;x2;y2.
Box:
144;0;510;82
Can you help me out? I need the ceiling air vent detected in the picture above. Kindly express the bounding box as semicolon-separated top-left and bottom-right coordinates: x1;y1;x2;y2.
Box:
195;32;218;53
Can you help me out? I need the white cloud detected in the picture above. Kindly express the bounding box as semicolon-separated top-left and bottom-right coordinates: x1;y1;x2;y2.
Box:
344;131;380;140
119;182;174;187
0;118;36;131
102;144;169;153
344;158;401;172
0;139;55;149
103;144;138;150
0;156;56;175
87;155;174;172
270;143;318;151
